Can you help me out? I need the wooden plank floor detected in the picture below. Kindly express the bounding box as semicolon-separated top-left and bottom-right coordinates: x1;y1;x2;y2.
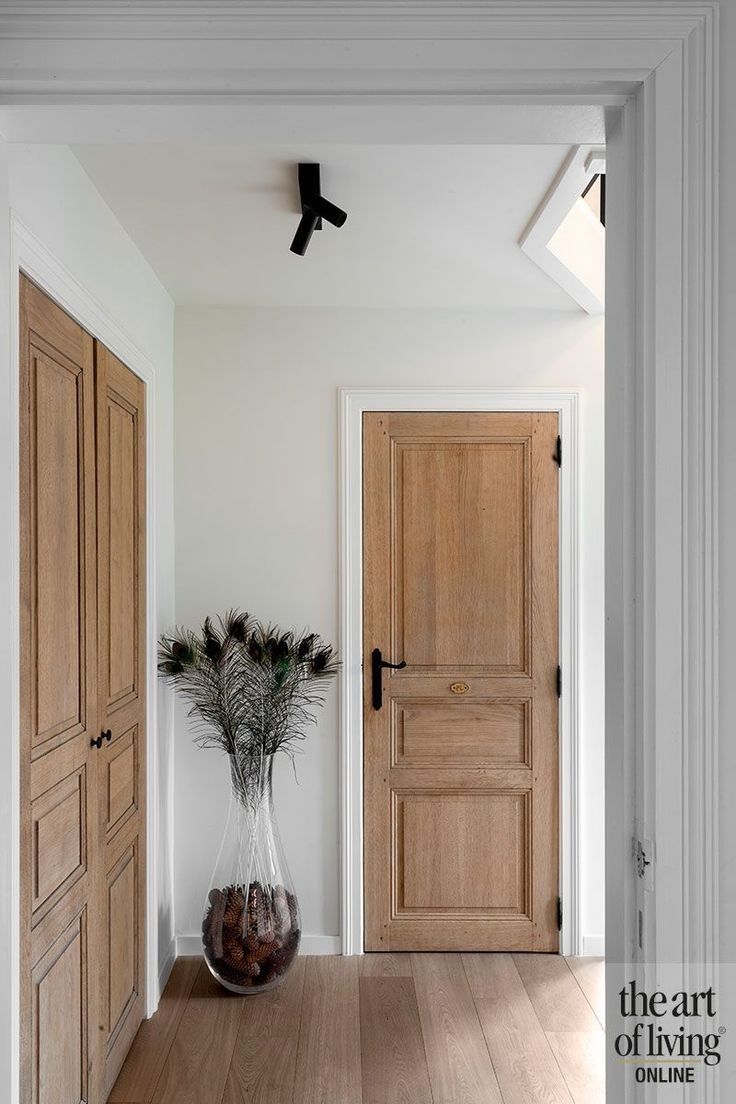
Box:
111;954;605;1104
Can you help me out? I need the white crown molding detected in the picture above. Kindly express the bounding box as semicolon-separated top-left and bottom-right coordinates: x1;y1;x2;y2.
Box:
0;1;717;38
0;3;712;101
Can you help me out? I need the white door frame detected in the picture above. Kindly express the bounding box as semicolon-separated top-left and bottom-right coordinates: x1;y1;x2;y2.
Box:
339;387;582;957
0;6;720;1103
8;216;163;1021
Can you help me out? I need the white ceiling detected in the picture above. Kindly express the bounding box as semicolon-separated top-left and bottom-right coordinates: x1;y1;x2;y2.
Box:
72;143;581;310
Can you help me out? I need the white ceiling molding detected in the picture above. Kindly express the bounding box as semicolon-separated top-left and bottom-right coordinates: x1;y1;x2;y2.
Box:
0;2;714;42
520;144;606;314
0;3;692;102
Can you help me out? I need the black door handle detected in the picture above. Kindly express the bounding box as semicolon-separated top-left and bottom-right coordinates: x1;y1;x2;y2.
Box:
91;730;112;750
371;648;407;710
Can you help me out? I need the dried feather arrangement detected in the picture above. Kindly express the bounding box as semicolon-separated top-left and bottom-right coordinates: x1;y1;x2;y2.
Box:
157;609;338;806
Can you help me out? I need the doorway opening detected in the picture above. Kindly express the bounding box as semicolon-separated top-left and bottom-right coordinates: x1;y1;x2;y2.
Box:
342;390;598;960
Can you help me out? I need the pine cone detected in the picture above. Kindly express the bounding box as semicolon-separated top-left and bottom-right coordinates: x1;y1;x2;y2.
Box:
203;888;227;959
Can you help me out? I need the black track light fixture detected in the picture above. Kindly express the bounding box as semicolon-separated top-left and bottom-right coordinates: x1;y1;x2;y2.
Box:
290;163;347;256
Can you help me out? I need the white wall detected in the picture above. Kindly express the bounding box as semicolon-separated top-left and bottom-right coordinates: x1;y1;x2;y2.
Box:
0;145;176;1067
173;305;605;949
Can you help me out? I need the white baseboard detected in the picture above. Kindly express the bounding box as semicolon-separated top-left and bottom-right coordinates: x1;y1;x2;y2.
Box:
175;933;341;957
581;934;605;956
154;939;176;1011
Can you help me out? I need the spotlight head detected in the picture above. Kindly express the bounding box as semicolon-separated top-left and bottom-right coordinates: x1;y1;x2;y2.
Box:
290;210;319;256
308;194;348;229
290;162;347;255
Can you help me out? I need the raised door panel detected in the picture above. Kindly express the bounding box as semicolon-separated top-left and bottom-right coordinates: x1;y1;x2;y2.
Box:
104;829;145;1093
31;768;87;919
107;842;139;1044
99;368;142;718
31;911;89;1104
396;440;529;673
105;725;138;840
392;700;530;768
394;791;530;917
33;351;85;743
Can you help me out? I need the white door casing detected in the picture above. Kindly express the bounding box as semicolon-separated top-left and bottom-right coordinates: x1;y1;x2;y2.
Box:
339;389;581;958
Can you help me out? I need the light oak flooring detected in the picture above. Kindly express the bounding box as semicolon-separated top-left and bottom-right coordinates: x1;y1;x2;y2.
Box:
110;954;605;1104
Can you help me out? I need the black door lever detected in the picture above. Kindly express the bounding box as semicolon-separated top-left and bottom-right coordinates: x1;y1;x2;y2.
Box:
371;648;407;710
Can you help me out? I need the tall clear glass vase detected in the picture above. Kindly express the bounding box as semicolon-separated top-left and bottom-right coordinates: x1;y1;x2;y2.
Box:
202;755;301;993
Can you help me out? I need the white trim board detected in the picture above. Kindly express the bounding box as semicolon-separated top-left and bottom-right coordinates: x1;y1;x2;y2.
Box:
175;934;341;957
9;215;166;1020
520;144;606;315
582;934;606;958
339;387;582;958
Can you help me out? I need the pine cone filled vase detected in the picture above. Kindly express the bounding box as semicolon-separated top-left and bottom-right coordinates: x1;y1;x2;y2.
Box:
202;755;301;993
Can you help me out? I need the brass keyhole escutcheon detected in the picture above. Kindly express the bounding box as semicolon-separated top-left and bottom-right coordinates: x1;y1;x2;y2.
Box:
450;682;469;695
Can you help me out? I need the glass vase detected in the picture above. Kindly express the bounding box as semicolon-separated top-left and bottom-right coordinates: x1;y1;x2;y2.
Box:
201;754;300;993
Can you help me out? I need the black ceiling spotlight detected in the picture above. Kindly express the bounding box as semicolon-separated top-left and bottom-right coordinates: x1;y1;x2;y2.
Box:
290;163;348;256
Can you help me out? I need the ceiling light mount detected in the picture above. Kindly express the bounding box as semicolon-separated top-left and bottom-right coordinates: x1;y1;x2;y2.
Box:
290;162;347;256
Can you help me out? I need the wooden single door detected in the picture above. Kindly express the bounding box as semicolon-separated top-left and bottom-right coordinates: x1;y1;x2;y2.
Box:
95;344;147;1093
20;277;147;1104
20;275;101;1104
363;411;559;952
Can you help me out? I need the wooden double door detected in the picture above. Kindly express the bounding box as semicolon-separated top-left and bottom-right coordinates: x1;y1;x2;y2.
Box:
19;277;147;1104
363;411;559;952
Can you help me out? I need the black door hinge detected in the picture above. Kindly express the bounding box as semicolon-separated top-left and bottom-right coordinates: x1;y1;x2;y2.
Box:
554;435;562;467
557;897;563;931
556;665;562;698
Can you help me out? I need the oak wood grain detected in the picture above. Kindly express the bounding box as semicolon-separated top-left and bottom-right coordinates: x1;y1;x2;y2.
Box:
463;953;573;1104
359;952;413;977
363;411;560;952
292;956;362;1104
114;955;606;1104
512;955;600;1032
151;962;243;1104
222;955;306;1104
19;276;100;1104
546;1031;606;1104
96;343;148;1096
565;956;605;1027
359;976;432;1104
108;957;200;1103
411;952;503;1103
